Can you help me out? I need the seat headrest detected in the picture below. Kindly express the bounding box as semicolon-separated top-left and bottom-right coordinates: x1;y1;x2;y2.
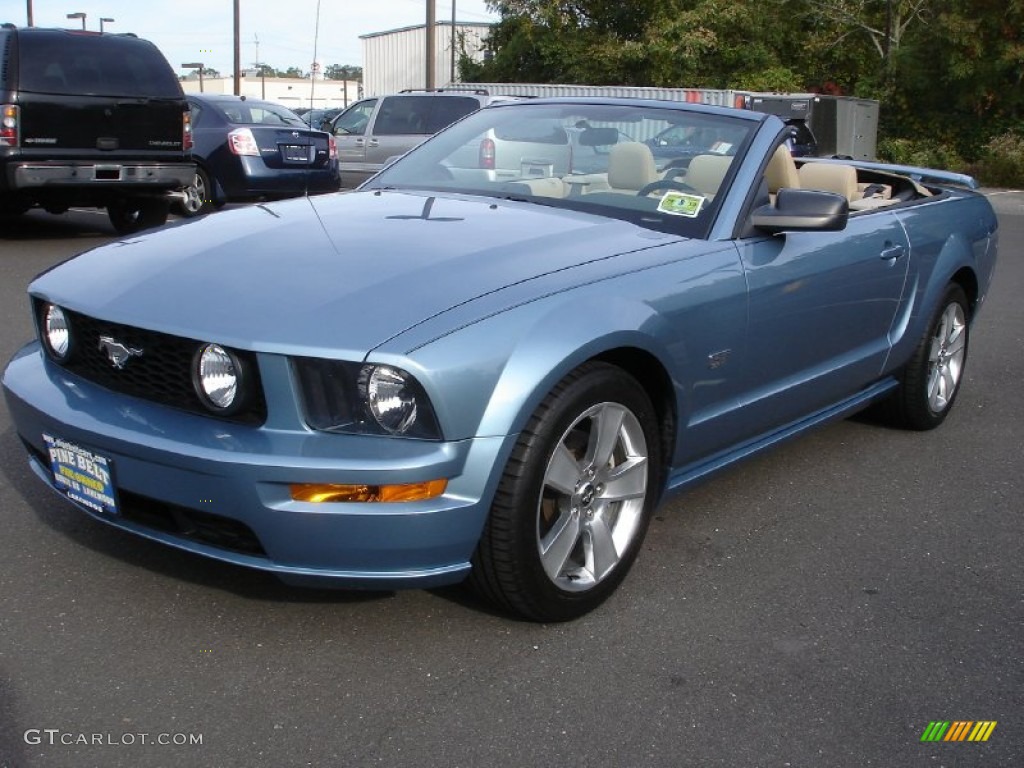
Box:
608;142;658;191
685;155;733;197
765;145;800;194
798;162;858;202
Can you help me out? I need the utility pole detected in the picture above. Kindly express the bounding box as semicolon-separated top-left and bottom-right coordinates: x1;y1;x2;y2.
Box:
425;0;435;90
233;0;241;96
450;0;456;84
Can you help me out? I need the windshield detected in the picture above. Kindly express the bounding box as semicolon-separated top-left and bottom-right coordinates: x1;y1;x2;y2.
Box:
216;101;307;127
366;102;758;238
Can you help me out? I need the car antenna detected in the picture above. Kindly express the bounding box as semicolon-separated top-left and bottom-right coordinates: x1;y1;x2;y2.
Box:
307;0;323;202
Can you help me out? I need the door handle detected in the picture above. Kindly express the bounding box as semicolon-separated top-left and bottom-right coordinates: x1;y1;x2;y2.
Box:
354;138;365;146
880;243;905;261
368;139;379;147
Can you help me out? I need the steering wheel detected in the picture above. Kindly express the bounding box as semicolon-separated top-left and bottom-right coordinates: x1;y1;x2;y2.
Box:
660;166;691;182
636;179;699;197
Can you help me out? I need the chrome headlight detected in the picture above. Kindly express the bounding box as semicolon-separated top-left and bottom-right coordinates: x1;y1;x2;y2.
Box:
293;358;441;439
193;343;242;412
43;303;71;360
363;365;420;435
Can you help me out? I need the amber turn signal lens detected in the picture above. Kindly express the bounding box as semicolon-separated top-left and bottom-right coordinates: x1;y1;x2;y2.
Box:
290;479;447;503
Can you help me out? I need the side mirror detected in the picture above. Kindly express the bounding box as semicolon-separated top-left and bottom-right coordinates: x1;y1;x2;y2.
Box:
751;188;849;233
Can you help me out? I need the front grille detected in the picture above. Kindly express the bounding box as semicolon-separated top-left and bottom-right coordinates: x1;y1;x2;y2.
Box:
37;301;266;425
118;490;267;557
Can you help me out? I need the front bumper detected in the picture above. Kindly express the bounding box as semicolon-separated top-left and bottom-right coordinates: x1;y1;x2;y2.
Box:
3;342;512;589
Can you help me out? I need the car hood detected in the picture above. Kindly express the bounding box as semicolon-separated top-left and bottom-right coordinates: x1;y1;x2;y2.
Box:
31;191;681;358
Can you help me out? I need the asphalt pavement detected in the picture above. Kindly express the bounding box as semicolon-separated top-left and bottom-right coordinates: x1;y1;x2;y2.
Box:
0;196;1021;768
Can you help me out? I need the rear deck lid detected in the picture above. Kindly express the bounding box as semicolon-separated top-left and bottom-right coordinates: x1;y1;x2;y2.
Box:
221;100;332;169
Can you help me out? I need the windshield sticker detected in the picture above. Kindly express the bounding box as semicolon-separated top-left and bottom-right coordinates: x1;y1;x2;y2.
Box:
657;191;705;217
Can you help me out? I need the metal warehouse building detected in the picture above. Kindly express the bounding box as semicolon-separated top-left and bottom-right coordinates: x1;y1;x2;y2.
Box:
360;21;491;96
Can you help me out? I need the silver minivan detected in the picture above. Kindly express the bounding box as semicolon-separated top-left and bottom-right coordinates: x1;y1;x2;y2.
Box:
329;90;514;187
331;91;528;188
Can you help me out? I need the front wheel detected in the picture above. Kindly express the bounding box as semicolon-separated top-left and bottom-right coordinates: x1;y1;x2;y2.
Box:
883;283;970;430
108;198;170;235
471;363;662;621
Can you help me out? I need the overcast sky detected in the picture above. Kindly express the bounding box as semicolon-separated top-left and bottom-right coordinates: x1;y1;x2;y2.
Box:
17;0;498;76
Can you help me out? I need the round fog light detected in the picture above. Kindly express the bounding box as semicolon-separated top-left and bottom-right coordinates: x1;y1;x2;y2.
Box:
195;343;240;411
44;304;71;360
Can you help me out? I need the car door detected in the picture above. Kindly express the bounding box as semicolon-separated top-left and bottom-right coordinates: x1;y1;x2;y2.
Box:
331;98;377;185
366;95;483;173
732;207;911;438
363;95;432;171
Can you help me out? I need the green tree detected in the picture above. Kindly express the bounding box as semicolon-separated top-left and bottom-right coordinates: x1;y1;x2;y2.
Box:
324;64;363;81
472;0;1023;168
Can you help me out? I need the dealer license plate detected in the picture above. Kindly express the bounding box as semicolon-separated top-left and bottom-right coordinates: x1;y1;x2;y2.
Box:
283;144;311;162
43;434;118;515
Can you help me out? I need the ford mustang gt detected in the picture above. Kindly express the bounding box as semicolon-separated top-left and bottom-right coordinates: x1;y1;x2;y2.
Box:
3;98;998;621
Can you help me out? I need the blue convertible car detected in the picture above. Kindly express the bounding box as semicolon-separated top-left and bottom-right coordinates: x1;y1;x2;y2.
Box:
3;99;998;621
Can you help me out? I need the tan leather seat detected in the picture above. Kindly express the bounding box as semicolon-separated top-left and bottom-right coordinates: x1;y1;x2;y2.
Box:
606;142;659;193
683;154;733;198
798;162;858;202
765;145;800;195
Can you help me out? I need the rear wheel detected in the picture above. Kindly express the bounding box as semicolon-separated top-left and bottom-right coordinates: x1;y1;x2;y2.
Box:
882;283;970;430
108;197;170;235
471;363;661;622
175;166;214;217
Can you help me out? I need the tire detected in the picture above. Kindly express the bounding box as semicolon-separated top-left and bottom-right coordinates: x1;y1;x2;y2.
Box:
882;283;970;430
108;198;170;235
470;362;662;622
175;166;214;217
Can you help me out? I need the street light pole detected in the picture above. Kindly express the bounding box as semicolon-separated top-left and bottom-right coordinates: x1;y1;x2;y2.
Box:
425;0;435;89
100;17;114;33
26;0;33;26
66;12;86;30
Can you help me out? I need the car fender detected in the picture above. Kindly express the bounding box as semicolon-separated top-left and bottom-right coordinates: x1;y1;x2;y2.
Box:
886;197;995;369
371;292;687;444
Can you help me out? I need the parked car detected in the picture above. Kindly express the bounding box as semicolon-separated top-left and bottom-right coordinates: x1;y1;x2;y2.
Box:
328;89;516;187
3;99;998;622
300;108;343;131
0;25;193;233
645;118;750;167
175;94;339;216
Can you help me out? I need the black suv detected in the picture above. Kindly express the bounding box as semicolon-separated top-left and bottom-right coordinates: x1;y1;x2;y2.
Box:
0;25;193;233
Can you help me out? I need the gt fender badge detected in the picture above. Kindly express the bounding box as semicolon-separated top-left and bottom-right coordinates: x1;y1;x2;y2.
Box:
98;336;144;369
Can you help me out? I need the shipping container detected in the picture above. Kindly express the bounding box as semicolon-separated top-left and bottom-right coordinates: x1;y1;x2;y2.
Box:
460;82;751;109
360;22;491;96
747;94;879;160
